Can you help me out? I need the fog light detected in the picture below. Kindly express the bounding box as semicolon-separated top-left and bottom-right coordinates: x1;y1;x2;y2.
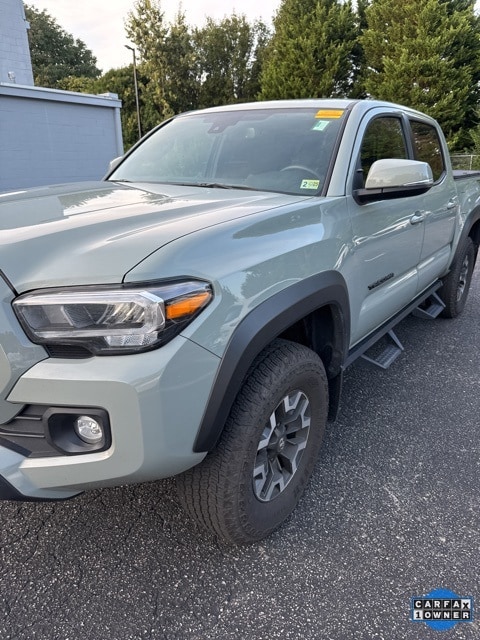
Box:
74;415;104;444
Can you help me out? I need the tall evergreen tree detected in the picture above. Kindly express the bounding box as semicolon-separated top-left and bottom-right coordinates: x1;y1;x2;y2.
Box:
259;0;358;100
439;0;480;143
163;11;199;114
24;5;100;87
194;15;269;108
350;0;370;98
361;0;480;148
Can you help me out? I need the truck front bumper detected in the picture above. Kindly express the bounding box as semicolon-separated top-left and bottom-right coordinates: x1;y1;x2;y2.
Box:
0;336;219;500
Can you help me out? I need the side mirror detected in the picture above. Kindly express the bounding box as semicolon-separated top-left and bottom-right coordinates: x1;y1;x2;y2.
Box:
354;159;434;204
107;156;124;174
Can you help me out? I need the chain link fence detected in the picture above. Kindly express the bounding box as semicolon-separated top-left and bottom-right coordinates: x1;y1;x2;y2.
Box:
450;154;480;170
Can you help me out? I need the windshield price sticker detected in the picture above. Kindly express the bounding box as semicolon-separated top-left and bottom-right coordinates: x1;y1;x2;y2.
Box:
315;109;344;119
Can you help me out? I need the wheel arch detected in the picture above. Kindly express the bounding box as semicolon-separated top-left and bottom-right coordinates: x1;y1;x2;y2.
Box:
459;205;480;261
467;215;480;260
193;271;350;452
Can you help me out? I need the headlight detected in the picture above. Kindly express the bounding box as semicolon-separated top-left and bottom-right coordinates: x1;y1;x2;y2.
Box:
13;280;213;355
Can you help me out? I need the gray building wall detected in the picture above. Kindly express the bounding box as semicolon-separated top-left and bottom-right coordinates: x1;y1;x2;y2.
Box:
0;84;123;192
0;0;34;85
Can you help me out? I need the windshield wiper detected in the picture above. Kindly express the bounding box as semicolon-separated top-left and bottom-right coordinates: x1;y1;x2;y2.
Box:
108;180;260;192
193;182;259;191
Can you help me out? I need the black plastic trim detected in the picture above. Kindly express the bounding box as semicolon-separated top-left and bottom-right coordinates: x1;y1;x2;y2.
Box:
193;272;350;452
0;476;80;502
45;407;111;456
458;205;480;256
0;269;17;294
0;404;111;457
353;183;432;205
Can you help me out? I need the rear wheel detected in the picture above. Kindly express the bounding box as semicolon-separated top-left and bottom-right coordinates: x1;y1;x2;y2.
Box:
440;236;475;318
176;339;329;544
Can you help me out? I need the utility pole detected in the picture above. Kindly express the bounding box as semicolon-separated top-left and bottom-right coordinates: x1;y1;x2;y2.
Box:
125;44;142;140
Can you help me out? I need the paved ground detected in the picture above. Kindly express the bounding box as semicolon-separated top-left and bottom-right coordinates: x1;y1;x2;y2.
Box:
1;268;479;640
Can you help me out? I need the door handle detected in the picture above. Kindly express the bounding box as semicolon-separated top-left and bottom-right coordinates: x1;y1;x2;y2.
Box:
410;211;426;225
447;199;458;210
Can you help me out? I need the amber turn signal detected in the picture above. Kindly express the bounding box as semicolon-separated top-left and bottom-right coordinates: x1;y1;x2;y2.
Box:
165;291;212;321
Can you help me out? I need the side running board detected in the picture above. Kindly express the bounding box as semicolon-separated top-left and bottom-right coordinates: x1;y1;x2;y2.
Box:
345;281;444;370
412;292;445;319
361;330;404;370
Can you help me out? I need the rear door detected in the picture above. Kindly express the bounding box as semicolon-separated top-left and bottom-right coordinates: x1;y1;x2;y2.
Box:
407;118;458;292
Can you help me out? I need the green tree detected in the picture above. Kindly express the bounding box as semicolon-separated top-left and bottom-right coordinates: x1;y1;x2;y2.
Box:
441;0;475;9
259;0;358;100
125;0;172;133
56;76;98;93
96;67;144;150
466;120;480;168
361;0;480;148
350;0;370;98
163;11;199;114
246;21;271;101
439;0;480;143
194;15;269;108
24;5;100;88
125;1;269;126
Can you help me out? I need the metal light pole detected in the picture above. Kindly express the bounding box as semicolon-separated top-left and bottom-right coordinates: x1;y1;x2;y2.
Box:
125;44;142;140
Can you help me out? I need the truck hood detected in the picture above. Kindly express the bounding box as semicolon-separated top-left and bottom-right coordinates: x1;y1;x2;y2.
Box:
0;181;306;292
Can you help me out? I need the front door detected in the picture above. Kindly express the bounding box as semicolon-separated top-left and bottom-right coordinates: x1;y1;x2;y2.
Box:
347;114;425;345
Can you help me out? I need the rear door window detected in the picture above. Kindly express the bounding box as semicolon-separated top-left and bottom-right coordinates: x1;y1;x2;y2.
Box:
410;120;445;182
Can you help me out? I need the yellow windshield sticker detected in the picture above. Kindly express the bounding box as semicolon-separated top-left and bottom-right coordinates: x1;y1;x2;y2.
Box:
315;109;344;119
300;179;320;190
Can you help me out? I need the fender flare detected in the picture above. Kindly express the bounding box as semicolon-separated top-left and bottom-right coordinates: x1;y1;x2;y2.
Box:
458;205;480;257
193;271;350;452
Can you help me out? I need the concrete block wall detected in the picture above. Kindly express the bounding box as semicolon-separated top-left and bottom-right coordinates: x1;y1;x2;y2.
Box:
0;84;123;192
0;0;34;85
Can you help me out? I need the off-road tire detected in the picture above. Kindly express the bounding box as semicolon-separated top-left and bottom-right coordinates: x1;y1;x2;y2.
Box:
440;236;475;318
176;339;329;544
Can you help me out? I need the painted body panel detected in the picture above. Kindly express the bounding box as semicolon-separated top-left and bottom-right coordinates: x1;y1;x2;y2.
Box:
0;274;47;423
0;181;303;292
0;98;478;499
5;337;217;498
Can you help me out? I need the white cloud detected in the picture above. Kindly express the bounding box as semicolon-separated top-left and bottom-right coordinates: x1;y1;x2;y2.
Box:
26;0;279;72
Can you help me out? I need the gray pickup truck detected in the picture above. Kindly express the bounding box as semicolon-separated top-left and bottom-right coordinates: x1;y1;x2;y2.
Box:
1;99;479;543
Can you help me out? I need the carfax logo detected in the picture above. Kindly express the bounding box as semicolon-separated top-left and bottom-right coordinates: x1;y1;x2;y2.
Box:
411;588;474;631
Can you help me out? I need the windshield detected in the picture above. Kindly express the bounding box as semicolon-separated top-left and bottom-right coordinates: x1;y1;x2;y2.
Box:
108;107;347;196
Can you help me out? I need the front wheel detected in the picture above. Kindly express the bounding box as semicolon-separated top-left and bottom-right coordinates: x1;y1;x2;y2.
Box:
440;236;476;318
176;339;329;544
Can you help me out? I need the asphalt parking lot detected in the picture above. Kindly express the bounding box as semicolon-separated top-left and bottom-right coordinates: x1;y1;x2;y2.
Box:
1;267;479;640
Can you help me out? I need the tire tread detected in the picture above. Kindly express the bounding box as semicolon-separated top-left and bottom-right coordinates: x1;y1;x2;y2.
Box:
176;339;328;544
